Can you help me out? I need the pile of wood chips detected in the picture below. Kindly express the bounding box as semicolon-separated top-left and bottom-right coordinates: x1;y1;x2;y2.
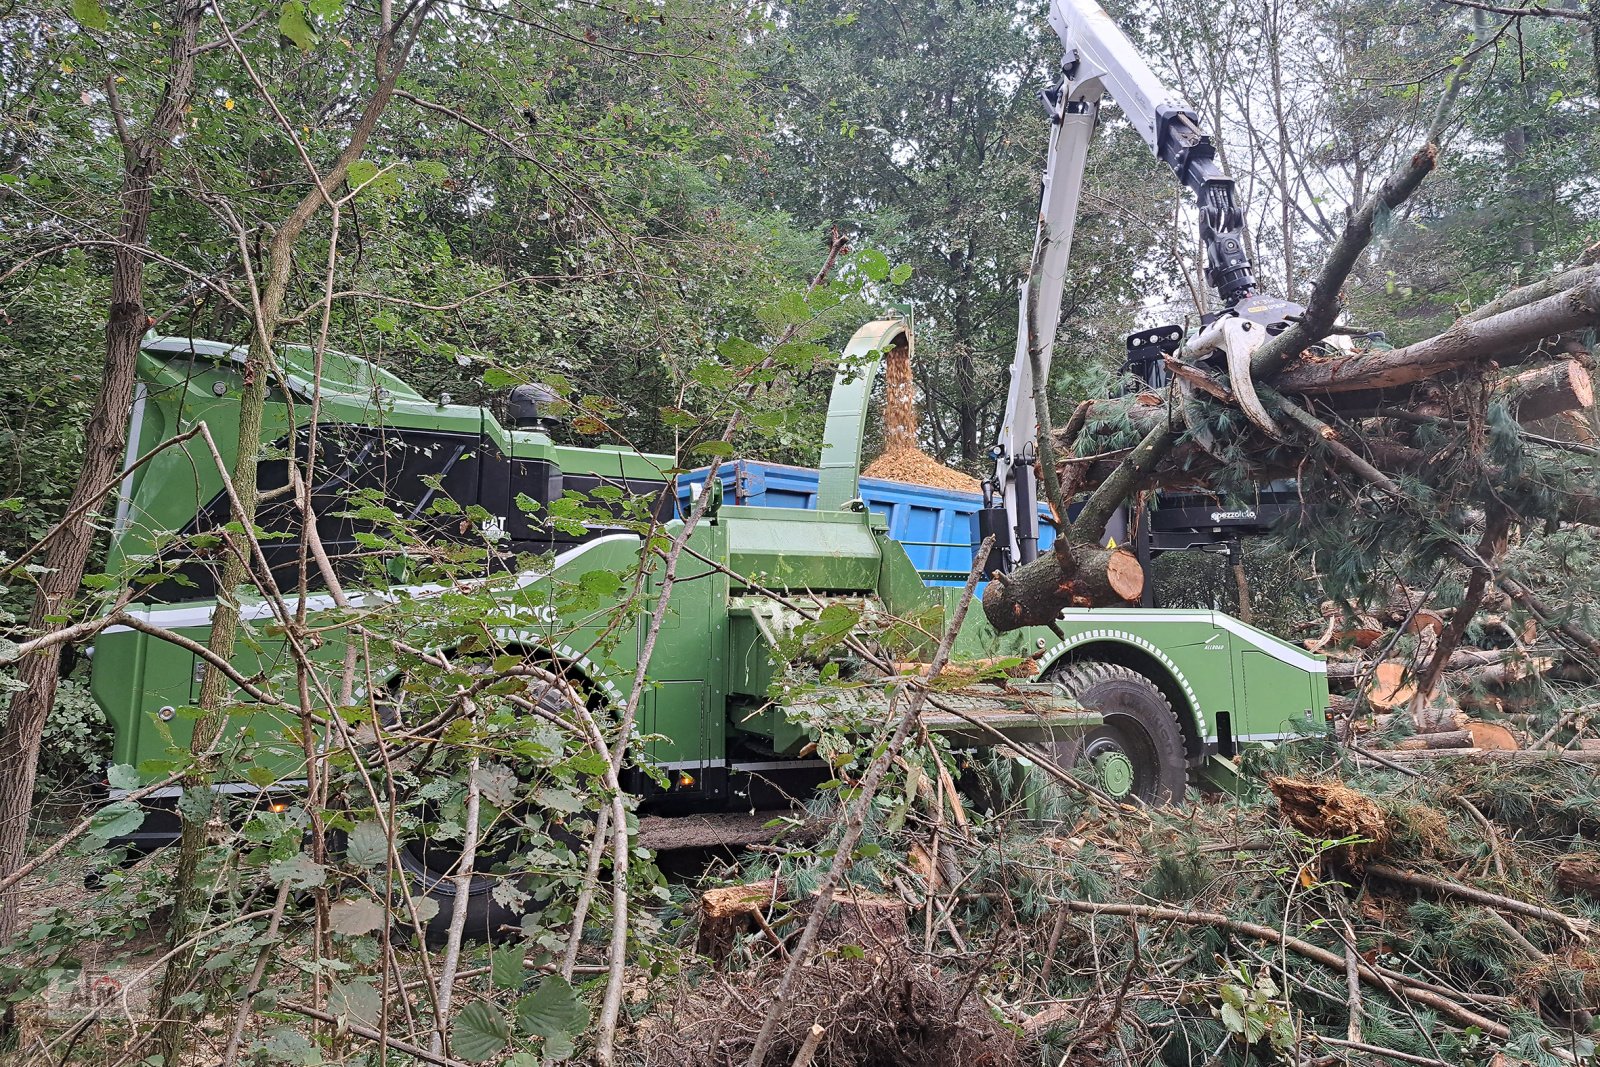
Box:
862;340;980;494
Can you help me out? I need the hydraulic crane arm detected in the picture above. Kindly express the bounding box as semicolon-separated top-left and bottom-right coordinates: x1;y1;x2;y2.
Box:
987;0;1282;569
1047;0;1258;306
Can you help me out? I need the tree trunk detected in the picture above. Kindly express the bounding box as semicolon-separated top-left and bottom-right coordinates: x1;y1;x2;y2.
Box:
1392;730;1473;750
153;9;431;1056
1271;276;1600;395
1504;359;1593;423
0;0;202;938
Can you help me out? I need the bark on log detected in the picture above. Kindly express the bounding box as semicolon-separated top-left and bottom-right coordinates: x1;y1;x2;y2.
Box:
1450;657;1553;689
1393;730;1473;750
1272;276;1600;395
803;891;908;948
1504;359;1594;423
1554;854;1600;899
981;545;1143;631
1357;748;1600;764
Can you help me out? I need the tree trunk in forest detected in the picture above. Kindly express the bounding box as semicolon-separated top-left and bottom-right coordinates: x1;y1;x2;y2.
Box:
152;9;432;1055
1232;553;1253;624
952;238;978;463
0;0;202;938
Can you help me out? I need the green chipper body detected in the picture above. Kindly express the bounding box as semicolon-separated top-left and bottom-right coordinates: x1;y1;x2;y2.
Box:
89;324;1327;839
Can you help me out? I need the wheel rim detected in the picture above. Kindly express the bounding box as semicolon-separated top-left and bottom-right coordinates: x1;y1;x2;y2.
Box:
1081;716;1161;801
1087;744;1136;799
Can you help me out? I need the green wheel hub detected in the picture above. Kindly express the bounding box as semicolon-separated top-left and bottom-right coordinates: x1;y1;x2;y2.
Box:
1092;749;1136;798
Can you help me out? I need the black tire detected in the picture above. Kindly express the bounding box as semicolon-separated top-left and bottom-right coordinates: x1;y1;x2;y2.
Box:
386;667;590;944
395;839;525;944
1042;662;1188;804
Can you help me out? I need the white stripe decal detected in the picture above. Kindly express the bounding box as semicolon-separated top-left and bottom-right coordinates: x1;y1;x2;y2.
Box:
101;534;641;633
729;759;830;773
110;778;309;801
113;383;148;537
1040;628;1207;739
1055;609;1327;674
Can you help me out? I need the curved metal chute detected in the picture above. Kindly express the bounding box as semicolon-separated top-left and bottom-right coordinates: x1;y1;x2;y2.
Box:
816;317;910;512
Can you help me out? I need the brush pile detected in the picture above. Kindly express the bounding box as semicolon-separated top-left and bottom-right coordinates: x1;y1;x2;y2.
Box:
647;737;1600;1066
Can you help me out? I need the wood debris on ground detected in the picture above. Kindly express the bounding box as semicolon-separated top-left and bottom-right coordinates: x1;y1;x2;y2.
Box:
656;740;1600;1066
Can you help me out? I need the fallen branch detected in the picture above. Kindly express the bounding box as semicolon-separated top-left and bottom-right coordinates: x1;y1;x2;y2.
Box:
281;1000;467;1067
1050;897;1510;1037
1366;863;1590;939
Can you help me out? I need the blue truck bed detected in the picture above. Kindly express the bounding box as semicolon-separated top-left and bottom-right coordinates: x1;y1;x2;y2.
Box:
678;459;1056;585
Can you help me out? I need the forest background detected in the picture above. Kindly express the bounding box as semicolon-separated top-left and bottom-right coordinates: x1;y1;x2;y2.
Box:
1;0;1598;1062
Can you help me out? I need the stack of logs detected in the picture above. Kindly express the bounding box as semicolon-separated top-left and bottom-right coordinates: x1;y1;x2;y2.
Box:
1318;586;1546;754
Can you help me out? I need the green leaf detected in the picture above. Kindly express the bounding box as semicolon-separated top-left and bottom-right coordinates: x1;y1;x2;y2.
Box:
270;853;326;889
889;262;913;285
71;0;108;31
856;248;890;282
658;405;698;429
328;897;387;937
490;945;526;989
482;367;522;389
86;801;143;843
716;336;766;366
106;764;140;790
328;980;381;1028
774;291;809;324
344;820;389;867
261;1026;319;1064
452;1002;511;1063
278;0;317;49
514;976;589;1060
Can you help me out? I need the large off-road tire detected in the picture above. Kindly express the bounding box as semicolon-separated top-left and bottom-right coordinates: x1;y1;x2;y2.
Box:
1041;661;1188;805
385;665;591;944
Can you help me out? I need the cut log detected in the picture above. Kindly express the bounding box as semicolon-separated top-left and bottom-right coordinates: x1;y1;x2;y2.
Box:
802;890;908;949
1271;276;1600;395
1392;730;1473;751
1379;585;1444;630
1365;662;1416;711
1448;656;1554;690
1504;359;1594;423
1338;618;1386;649
1465;720;1520;751
1356;748;1600;764
1367;707;1470;733
1456;691;1506;717
1411;700;1469;733
981;544;1142;632
1405;611;1446;637
1554;855;1600;899
697;880;779;961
